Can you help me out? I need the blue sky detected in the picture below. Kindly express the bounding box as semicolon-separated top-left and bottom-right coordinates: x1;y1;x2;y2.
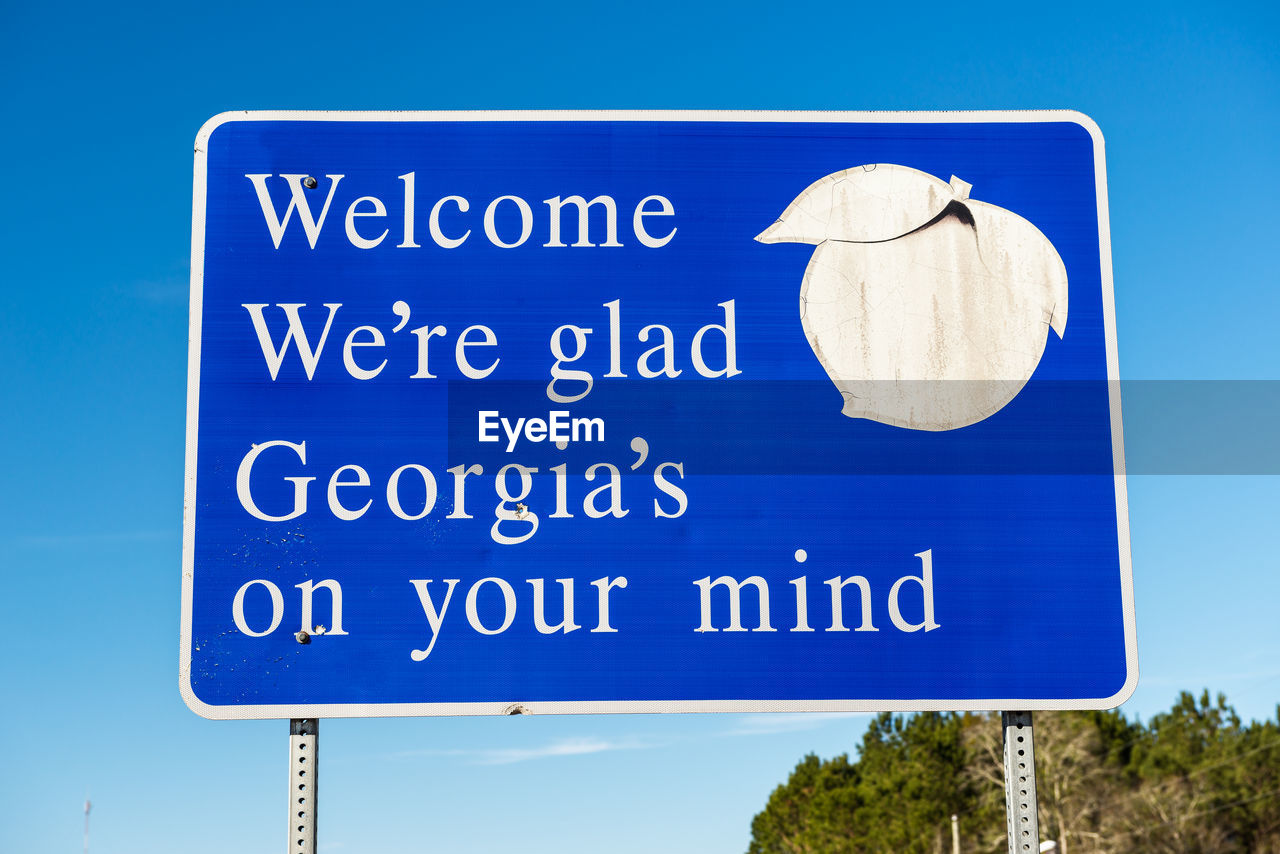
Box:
2;1;1278;853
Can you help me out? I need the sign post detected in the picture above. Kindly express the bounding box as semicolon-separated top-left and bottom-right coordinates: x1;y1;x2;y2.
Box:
1003;711;1041;854
288;719;317;854
183;111;1133;847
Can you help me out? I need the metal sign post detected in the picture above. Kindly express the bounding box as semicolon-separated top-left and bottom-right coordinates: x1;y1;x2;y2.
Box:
289;719;317;854
1002;711;1040;854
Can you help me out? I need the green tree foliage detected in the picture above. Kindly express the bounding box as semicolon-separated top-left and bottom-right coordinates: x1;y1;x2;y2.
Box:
749;712;1001;854
747;693;1280;854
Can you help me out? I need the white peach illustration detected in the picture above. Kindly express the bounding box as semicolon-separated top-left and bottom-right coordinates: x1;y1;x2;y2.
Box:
757;164;1068;431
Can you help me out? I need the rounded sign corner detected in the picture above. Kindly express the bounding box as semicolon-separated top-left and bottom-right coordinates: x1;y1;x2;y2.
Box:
195;111;251;153
179;669;228;720
1056;109;1106;151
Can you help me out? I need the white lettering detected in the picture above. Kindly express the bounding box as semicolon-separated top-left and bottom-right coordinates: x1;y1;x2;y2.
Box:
236;440;314;522
638;324;680;378
525;417;547;443
550;463;573;519
242;303;341;381
478;412;499;444
344;195;389;249
446;463;483;519
691;300;741;378
548;325;593;403
232;579;285;637
573;416;604;443
245;174;344;249
409;579;460;660
245;177;676;252
295;578;348;635
455;325;499;379
492;464;538;545
342;325;386;380
387;464;438;521
501;417;526;454
589;576;628;632
633;194;677;248
694;575;775;632
408;324;448;379
604;299;626;377
483;195;533;248
549;411;569;443
544;195;622;248
429;195;470;248
652;462;687;518
466;577;517;634
825;576;878;632
397;172;420;248
790;576;814;632
583;463;627;519
527;578;580;634
888;549;940;632
326;464;371;521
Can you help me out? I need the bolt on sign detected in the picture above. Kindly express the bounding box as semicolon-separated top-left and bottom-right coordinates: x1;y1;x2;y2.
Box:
181;111;1135;719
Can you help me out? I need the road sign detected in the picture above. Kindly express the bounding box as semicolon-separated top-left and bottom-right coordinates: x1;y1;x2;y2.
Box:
182;111;1135;719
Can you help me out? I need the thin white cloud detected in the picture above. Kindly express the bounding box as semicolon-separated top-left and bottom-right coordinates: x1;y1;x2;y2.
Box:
476;736;625;765
725;712;868;736
393;735;663;766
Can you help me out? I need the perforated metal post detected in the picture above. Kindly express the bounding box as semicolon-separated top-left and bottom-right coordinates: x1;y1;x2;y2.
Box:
1002;711;1039;854
289;719;318;854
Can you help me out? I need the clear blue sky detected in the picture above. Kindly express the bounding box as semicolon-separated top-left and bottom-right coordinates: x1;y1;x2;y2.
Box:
2;1;1277;853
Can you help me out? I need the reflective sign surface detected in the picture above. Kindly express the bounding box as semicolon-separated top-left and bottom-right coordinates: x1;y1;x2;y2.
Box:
182;111;1134;718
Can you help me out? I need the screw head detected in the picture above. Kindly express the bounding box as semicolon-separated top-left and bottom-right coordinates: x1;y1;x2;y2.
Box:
295;631;311;644
302;176;318;189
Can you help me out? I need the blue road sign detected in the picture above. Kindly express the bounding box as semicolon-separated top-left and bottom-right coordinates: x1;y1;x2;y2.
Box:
182;111;1135;719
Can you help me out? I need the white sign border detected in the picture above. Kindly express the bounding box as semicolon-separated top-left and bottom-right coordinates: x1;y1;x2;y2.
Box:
181;109;1136;720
